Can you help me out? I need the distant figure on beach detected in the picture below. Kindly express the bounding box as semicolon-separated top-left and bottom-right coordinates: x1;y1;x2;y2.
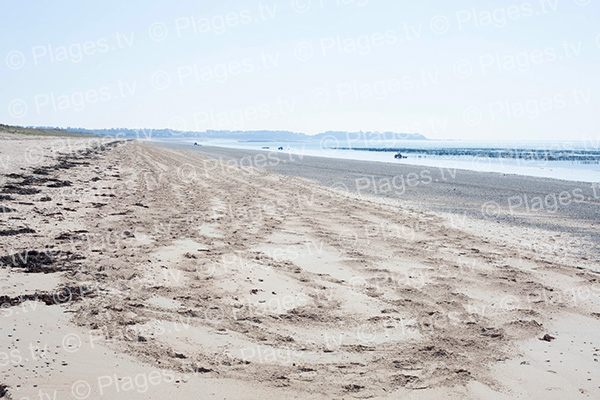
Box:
394;152;406;159
194;142;199;146
278;146;284;150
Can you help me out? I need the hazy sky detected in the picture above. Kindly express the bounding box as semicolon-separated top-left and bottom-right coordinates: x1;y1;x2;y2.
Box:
1;0;599;140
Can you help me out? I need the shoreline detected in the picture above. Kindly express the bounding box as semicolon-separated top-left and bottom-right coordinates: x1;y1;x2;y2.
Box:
1;136;599;398
147;138;600;184
152;141;600;250
149;140;600;185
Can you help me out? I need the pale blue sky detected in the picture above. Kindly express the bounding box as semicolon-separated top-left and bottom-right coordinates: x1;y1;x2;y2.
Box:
1;0;599;140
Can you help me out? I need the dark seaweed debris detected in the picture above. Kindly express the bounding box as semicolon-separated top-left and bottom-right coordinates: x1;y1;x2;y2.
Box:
1;143;111;197
0;286;95;306
31;167;50;176
1;185;40;195
46;180;72;188
55;230;88;241
1;141;121;199
0;250;54;272
3;174;72;188
343;384;365;392
0;227;35;236
0;250;83;273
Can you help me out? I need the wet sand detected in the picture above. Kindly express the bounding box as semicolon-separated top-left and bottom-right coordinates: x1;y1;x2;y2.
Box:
156;142;600;248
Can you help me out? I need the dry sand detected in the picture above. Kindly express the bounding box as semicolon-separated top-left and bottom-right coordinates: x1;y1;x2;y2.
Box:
0;135;599;399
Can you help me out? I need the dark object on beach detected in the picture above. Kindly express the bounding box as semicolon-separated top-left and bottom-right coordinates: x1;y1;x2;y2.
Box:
0;249;82;274
39;286;93;304
4;173;24;179
0;250;54;272
55;230;89;241
2;184;41;195
0;205;15;213
192;366;212;373
278;146;284;150
0;285;94;307
55;232;74;240
394;152;407;159
343;384;364;392
47;180;72;188
0;227;35;236
39;196;52;202
540;333;555;342
0;384;8;398
31;167;50;175
4;174;67;187
262;146;270;149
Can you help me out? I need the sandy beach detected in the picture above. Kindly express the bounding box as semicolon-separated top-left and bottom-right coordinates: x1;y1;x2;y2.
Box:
1;135;599;399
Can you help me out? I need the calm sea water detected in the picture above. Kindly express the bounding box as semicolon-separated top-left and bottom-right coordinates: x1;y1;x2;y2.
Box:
159;138;600;183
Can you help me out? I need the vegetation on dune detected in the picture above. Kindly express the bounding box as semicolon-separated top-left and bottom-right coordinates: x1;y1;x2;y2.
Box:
0;124;92;137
